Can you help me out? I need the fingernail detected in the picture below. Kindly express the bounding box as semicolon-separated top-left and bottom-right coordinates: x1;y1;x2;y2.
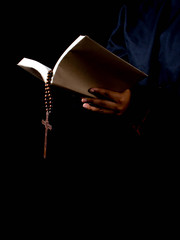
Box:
81;98;87;103
83;103;89;109
89;88;95;93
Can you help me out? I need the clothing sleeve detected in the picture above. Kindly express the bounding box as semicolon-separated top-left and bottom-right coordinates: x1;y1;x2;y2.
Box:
106;1;180;136
106;5;129;62
158;2;180;97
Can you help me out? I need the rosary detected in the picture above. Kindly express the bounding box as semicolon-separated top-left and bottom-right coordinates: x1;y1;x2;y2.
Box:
42;70;53;159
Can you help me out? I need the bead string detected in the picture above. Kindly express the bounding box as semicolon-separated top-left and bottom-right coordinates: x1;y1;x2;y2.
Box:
44;70;53;113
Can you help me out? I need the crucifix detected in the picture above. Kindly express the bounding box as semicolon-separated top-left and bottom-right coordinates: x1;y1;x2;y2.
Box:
42;111;52;159
42;70;53;159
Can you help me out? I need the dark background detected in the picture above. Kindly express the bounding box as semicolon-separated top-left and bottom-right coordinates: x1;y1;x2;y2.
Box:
13;2;126;165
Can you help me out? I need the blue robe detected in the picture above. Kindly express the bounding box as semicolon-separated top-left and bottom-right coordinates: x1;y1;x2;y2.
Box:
106;0;180;136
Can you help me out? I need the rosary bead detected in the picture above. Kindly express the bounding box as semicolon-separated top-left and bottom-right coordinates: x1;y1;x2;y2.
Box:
44;71;53;115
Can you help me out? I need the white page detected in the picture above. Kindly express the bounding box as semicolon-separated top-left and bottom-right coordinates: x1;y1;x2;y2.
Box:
17;58;51;82
52;35;85;80
51;35;148;97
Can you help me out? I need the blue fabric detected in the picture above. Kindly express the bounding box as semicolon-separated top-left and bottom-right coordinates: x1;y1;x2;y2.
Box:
106;0;180;96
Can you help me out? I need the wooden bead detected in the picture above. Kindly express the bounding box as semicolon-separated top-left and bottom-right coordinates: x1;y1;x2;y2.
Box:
44;71;53;114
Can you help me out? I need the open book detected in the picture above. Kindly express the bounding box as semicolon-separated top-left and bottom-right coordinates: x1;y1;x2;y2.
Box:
17;35;147;97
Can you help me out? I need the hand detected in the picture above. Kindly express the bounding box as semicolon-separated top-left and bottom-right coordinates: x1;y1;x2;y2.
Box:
81;88;131;116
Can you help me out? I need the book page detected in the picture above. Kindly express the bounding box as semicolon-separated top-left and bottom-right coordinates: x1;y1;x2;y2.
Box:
17;36;148;97
53;35;85;76
17;58;51;82
52;36;147;97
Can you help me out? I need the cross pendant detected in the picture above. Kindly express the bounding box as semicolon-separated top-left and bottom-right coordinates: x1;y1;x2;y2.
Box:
42;111;52;159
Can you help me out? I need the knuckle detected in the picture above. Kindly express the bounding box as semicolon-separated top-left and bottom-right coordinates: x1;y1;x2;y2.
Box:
97;88;112;99
103;91;111;98
87;98;94;103
94;99;105;107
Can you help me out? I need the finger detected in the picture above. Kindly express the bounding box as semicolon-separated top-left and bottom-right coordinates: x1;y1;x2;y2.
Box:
82;98;124;115
82;97;118;110
82;103;116;115
89;88;124;102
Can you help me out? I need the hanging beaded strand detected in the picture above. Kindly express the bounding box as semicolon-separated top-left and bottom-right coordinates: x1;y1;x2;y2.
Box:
45;70;53;113
42;70;53;159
